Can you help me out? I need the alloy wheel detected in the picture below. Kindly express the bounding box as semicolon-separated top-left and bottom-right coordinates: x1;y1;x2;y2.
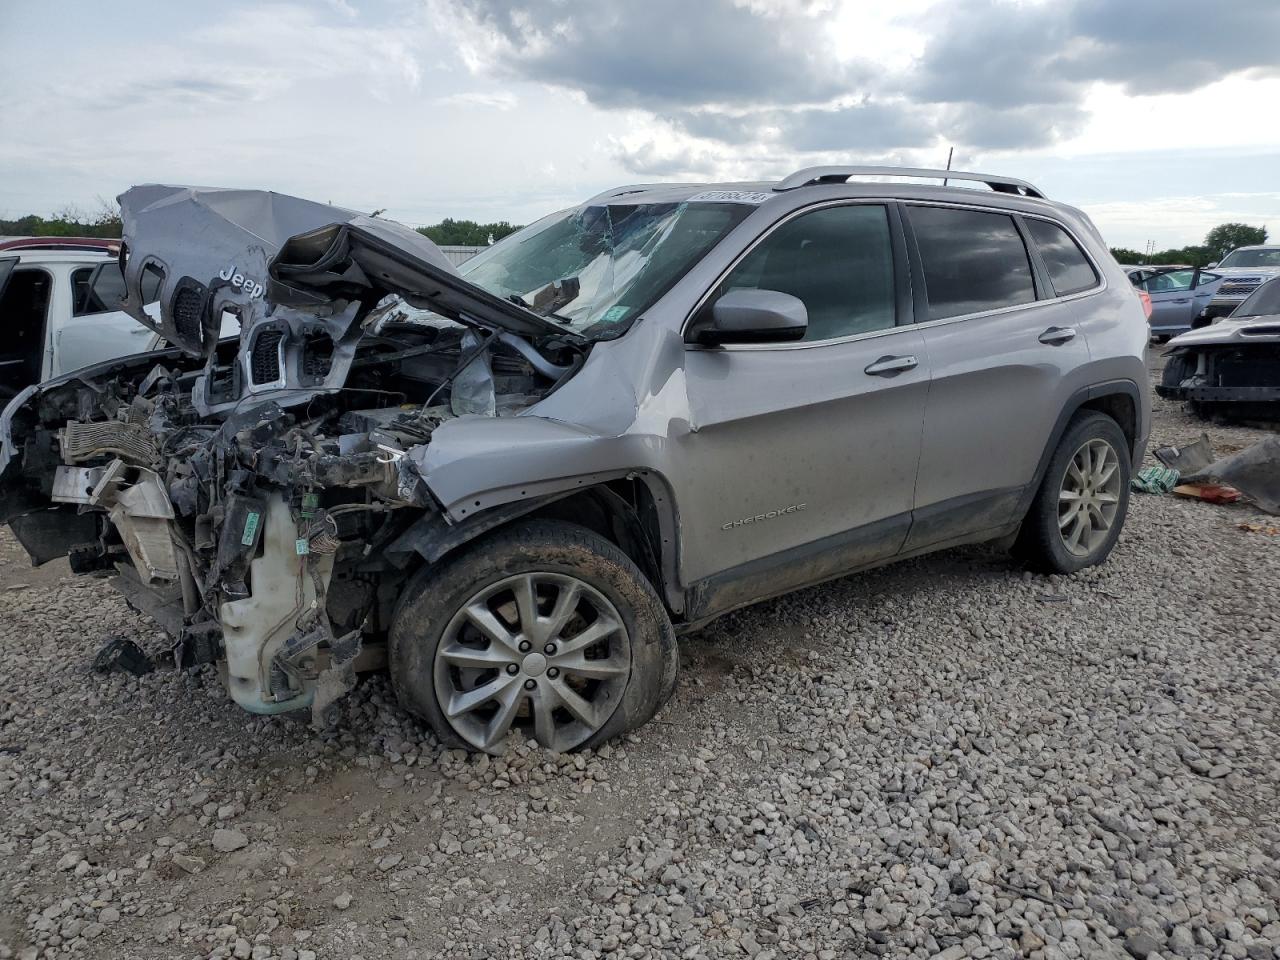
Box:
433;572;632;752
1057;438;1122;558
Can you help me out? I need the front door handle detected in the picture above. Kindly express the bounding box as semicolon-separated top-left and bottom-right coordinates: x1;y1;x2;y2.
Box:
864;354;918;376
1039;326;1077;345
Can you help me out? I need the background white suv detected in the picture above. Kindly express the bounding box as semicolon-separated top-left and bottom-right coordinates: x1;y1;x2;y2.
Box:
0;237;158;400
1199;244;1280;324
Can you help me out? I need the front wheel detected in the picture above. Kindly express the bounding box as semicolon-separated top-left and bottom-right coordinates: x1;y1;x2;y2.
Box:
389;520;678;754
1014;411;1132;574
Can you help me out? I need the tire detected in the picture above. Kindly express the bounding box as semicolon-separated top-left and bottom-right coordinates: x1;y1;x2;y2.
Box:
1013;411;1132;575
389;519;678;754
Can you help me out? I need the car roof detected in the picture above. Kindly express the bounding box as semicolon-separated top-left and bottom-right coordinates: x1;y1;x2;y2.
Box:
1228;245;1280;252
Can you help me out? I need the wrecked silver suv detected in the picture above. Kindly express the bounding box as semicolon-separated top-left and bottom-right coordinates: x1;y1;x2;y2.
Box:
0;168;1150;753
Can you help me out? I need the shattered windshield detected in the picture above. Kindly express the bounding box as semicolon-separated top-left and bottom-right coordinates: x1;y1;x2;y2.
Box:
458;200;754;339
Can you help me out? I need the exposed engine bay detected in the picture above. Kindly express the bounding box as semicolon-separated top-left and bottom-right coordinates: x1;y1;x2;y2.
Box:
0;186;588;722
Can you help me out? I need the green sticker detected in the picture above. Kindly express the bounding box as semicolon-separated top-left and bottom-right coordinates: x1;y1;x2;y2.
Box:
241;511;260;546
301;492;319;517
601;305;629;323
295;538;310;556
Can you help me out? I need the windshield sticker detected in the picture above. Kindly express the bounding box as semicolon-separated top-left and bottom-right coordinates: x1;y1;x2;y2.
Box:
601;305;630;324
687;190;772;205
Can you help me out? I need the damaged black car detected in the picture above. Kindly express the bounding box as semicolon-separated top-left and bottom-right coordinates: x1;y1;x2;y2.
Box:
1158;276;1280;421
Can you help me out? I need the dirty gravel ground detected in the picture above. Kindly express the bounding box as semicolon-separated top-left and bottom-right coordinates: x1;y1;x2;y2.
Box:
2;353;1277;960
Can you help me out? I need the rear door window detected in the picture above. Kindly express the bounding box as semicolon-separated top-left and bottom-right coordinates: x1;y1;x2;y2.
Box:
74;262;126;315
907;206;1035;320
1025;218;1098;296
1143;270;1194;293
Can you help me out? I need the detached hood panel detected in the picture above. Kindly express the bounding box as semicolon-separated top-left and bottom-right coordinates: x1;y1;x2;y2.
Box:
118;185;570;360
1168;313;1280;347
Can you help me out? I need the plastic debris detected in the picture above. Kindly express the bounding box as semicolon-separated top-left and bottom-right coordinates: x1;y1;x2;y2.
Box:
1154;433;1215;473
1172;483;1242;504
1183;436;1280;515
91;636;154;676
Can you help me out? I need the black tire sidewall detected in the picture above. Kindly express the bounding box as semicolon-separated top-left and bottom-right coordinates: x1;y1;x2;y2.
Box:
1019;412;1132;574
388;520;677;753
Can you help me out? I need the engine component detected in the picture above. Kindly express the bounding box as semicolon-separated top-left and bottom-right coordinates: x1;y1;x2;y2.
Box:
81;459;179;583
61;420;158;465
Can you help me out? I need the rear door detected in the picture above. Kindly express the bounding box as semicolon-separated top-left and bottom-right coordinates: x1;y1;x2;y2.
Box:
678;201;930;611
903;204;1094;551
51;261;159;377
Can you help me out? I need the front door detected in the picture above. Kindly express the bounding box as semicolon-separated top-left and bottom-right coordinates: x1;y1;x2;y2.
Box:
678;202;929;616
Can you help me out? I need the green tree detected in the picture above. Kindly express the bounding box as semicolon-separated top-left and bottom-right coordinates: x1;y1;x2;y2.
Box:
1203;222;1267;258
1109;247;1145;264
417;218;521;246
0;198;122;239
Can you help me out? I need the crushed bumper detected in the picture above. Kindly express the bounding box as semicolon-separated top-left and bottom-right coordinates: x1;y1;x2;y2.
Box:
1158;341;1280;407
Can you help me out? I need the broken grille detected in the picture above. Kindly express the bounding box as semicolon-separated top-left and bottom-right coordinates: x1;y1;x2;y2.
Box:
173;285;204;349
250;329;284;385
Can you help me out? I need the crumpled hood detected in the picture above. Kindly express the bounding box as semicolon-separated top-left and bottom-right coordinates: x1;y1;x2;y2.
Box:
117;185;573;362
118;184;457;358
1167;313;1280;347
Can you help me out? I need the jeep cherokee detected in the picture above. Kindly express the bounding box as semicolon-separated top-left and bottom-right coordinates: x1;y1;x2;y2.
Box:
0;168;1150;753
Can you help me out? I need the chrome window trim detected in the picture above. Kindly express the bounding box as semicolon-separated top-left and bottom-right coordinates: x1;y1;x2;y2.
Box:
683;196;1109;353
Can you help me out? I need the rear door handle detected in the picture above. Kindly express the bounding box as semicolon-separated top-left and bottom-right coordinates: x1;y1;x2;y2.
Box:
864;355;918;376
1039;326;1076;345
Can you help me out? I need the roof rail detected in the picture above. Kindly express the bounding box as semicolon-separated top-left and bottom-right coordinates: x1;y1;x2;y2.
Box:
774;165;1047;199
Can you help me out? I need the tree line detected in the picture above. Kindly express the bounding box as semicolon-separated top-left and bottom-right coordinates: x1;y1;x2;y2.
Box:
1109;223;1268;267
0;202;122;239
1;204;522;249
415;218;521;246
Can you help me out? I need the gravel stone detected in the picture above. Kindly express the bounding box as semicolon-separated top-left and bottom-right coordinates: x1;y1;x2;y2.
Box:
0;357;1276;960
211;828;249;853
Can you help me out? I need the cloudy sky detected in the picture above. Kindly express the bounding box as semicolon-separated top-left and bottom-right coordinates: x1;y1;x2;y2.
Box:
2;0;1278;249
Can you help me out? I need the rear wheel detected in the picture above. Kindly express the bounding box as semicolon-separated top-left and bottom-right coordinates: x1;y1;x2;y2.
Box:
1014;412;1131;574
389;520;678;754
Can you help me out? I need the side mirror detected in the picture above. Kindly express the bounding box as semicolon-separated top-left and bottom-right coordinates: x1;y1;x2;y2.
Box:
1207;261;1218;269
693;288;807;345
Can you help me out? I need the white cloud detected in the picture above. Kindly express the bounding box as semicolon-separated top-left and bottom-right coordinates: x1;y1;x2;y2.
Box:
435;91;519;110
1082;193;1280;252
0;0;1277;247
